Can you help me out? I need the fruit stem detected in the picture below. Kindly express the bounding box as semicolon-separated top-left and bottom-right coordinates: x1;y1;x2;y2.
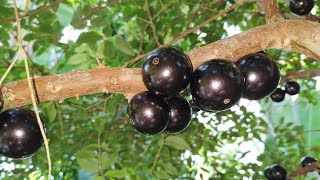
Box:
13;0;52;179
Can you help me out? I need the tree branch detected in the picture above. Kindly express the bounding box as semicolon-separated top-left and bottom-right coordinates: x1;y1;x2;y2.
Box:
2;19;320;108
288;162;320;179
281;69;320;83
263;0;283;23
0;0;65;23
125;0;244;65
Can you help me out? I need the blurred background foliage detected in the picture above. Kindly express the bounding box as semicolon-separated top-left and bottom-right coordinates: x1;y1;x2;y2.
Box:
0;0;320;179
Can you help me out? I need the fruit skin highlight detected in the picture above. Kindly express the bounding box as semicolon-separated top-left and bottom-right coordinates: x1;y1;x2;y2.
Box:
190;59;245;112
236;53;280;100
270;88;285;102
0;107;44;159
127;91;170;135
142;47;193;97
284;81;300;95
165;96;192;133
289;0;314;16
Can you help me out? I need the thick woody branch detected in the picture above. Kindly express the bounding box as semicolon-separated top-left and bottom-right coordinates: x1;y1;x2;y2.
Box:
2;19;320;108
262;0;283;23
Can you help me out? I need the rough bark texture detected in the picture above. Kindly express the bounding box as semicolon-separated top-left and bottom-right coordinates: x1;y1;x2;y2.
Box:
2;19;320;108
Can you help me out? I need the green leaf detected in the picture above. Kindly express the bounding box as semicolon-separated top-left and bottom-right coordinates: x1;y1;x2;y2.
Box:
105;169;127;178
114;36;135;56
155;170;172;179
77;31;103;46
56;3;74;26
45;102;57;123
101;153;117;169
163;162;178;175
77;157;99;174
103;24;113;37
68;53;91;65
93;118;106;134
91;176;105;180
165;135;191;150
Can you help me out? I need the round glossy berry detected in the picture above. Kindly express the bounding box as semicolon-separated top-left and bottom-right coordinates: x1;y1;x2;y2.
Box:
289;0;314;16
0;107;44;159
284;81;300;95
264;166;273;180
165;96;192;133
269;164;287;180
191;59;245;112
270;88;285;102
301;156;317;167
142;47;193;96
236;53;280;100
127;91;170;135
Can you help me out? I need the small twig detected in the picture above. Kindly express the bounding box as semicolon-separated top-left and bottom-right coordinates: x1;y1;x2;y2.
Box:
149;135;165;173
0;53;19;85
13;1;52;179
281;69;320;83
145;0;161;47
138;24;150;55
0;0;64;23
125;0;244;66
185;1;218;29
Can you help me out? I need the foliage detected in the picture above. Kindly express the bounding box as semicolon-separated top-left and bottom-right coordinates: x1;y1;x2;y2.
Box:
0;0;320;179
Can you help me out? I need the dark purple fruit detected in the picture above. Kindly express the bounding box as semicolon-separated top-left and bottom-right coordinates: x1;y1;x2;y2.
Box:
301;156;317;167
289;0;314;16
236;53;280;100
142;47;193;96
0;92;3;111
284;81;300;95
127;91;170;135
0;107;44;159
270;88;285;102
165;96;192;133
269;164;287;180
190;59;244;112
264;166;273;180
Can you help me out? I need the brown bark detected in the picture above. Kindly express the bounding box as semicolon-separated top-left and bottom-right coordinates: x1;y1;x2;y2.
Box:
263;0;283;23
2;19;320;108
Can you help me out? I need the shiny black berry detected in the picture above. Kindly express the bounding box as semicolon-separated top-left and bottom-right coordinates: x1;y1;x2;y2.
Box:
301;156;317;167
284;81;300;95
264;166;273;180
0;107;44;159
289;0;314;16
165;96;192;133
190;59;244;112
236;53;280;100
142;47;193;96
268;164;287;180
0;92;3;111
127;91;170;135
270;88;285;102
